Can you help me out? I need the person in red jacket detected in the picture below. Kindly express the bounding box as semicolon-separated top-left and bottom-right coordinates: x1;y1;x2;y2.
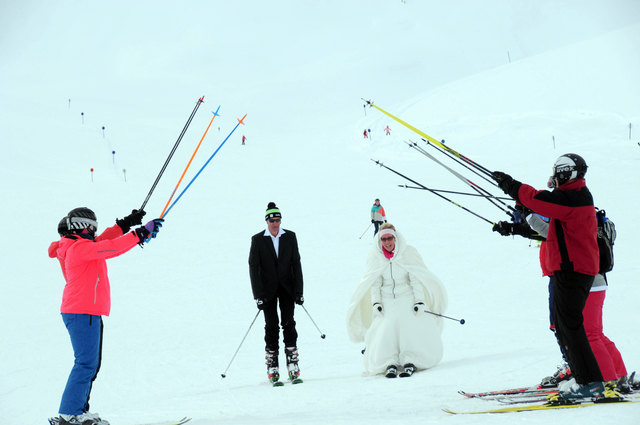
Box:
492;153;618;403
48;207;163;425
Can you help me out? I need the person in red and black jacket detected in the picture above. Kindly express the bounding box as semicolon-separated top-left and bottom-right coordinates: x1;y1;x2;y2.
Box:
492;153;614;402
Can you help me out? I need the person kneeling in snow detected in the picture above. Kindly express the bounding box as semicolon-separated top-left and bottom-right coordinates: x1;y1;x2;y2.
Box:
346;223;448;378
48;207;163;425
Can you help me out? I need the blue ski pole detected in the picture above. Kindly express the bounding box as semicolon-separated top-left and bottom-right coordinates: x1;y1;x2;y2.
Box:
162;114;247;217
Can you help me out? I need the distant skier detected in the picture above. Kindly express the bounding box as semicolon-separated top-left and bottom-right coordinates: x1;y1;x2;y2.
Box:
363;129;368;139
242;135;247;145
48;208;163;425
249;202;305;386
384;125;391;136
370;198;387;236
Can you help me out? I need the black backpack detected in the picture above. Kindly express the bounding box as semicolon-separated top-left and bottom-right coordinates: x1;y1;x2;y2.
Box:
596;208;616;274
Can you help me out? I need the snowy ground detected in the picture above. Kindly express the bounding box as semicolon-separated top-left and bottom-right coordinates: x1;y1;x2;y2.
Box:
1;1;640;424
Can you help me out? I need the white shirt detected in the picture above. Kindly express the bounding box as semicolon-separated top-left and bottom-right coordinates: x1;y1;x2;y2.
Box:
264;227;286;258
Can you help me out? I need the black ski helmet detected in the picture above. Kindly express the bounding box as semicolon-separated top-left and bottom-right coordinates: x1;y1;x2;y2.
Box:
57;216;69;236
550;153;587;187
66;207;98;236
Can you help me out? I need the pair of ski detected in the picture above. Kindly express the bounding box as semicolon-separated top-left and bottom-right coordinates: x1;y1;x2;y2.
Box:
447;385;640;414
270;370;303;387
47;416;191;425
270;376;303;387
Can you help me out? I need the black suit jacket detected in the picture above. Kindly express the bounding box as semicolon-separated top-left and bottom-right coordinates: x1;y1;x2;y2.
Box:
249;229;303;301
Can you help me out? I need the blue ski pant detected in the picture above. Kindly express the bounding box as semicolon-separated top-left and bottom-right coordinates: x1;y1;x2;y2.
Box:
59;314;103;415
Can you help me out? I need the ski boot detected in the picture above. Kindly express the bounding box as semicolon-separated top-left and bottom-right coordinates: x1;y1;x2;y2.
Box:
547;381;622;405
285;346;303;384
58;412;110;425
266;349;283;387
629;371;640;391
385;365;398;378
606;375;632;394
399;363;416;378
540;363;572;388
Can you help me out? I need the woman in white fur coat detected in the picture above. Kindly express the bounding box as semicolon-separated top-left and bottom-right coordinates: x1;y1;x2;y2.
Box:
346;223;448;377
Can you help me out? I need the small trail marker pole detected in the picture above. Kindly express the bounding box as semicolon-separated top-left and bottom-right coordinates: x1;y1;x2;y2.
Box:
123;168;127;182
90;168;94;182
112;150;116;165
102;126;106;138
81;112;85;124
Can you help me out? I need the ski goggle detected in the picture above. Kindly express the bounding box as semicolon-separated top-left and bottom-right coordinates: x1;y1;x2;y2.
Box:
67;216;98;233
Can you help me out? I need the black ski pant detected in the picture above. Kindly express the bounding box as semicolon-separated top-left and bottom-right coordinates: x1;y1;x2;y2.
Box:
551;271;603;385
262;286;297;354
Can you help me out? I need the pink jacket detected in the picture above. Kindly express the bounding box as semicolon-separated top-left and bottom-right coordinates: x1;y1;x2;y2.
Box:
48;224;139;316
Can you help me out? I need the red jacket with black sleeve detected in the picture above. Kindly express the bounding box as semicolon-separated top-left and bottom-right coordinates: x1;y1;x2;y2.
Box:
507;178;599;277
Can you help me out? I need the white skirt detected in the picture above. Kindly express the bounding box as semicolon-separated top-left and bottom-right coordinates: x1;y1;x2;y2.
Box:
363;292;443;375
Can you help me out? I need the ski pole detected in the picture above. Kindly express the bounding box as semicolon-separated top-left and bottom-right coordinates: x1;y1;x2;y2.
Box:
423;309;465;325
398;184;512;200
301;305;326;339
221;310;260;378
404;140;514;218
358;222;373;239
159;106;220;218
162;114;246;218
140;96;204;210
421;138;497;188
372;159;495;225
362;99;493;177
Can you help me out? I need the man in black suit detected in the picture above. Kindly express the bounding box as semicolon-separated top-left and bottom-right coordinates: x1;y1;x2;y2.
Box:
249;202;304;384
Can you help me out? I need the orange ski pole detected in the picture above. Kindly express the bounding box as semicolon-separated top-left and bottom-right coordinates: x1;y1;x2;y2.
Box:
159;105;221;218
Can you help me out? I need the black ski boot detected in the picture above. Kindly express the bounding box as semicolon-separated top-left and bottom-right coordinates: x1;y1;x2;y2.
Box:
385;365;398;378
285;346;303;384
540;363;572;388
399;363;416;378
266;349;283;387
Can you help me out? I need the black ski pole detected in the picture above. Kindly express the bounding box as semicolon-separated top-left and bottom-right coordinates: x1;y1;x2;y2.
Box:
404;140;514;218
421;138;497;188
301;305;326;339
221;310;260;378
372;159;495;225
398;184;512;201
358;222;373;239
423;309;465;325
140;96;204;210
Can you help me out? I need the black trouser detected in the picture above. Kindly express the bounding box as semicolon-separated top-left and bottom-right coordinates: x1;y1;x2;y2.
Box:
548;277;569;363
551;271;603;385
262;286;297;352
373;220;383;235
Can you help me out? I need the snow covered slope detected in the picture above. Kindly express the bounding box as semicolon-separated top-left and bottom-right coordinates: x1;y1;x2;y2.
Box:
1;1;639;424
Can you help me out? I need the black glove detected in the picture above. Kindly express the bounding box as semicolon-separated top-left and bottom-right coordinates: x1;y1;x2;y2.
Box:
514;203;533;217
295;294;304;305
413;302;425;313
116;209;147;233
371;219;375;223
492;221;514;236
492;171;514;194
256;298;265;310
